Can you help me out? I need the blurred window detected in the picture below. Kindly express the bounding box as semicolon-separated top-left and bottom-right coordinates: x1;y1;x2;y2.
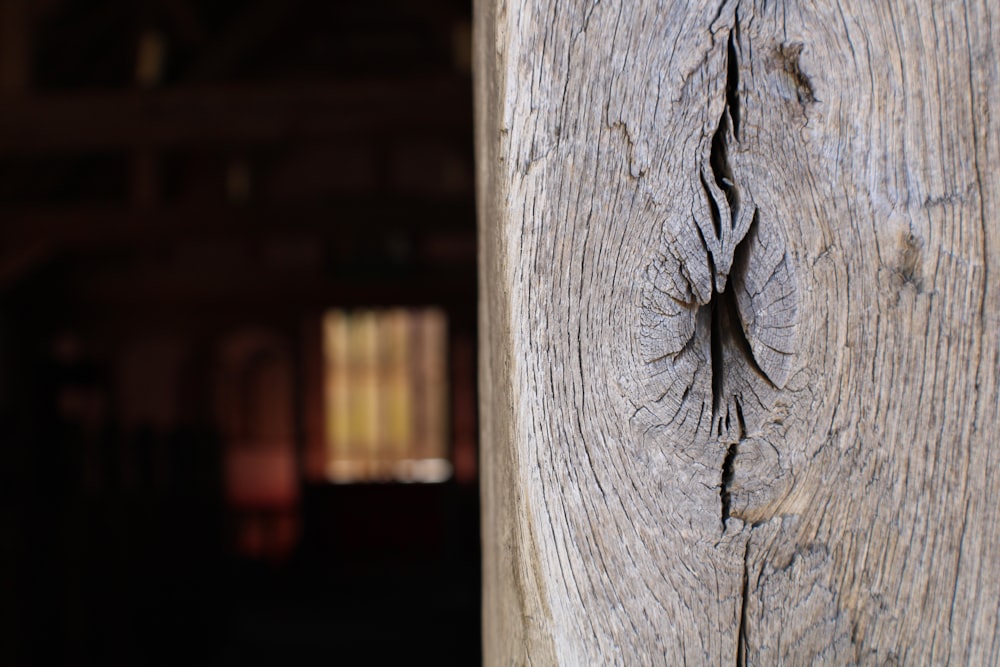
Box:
322;308;449;483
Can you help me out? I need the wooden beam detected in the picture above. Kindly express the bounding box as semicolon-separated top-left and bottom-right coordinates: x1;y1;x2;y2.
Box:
0;198;474;290
0;78;471;154
0;197;475;247
476;0;1000;663
71;272;477;310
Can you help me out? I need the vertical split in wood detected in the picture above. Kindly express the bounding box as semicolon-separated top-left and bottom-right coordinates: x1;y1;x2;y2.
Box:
659;10;796;526
720;395;748;527
737;537;750;667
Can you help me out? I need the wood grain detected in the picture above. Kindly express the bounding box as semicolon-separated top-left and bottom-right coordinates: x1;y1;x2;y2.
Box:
476;0;999;663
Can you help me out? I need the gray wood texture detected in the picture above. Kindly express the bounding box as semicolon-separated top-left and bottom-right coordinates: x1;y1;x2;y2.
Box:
475;0;1000;663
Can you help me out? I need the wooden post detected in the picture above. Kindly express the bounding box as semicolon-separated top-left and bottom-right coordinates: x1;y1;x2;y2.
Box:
475;0;999;663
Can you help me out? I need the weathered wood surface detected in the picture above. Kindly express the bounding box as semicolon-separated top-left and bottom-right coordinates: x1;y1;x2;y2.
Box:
475;0;999;663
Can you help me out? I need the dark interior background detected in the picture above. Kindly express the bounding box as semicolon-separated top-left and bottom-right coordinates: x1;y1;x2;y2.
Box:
0;1;480;664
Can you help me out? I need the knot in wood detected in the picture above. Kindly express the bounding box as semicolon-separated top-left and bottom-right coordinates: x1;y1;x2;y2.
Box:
637;27;800;450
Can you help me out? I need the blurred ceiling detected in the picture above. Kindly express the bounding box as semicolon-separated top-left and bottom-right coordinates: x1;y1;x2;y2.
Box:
0;0;476;312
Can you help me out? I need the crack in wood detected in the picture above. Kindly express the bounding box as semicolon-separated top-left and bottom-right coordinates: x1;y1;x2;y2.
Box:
707;227;774;418
710;298;726;417
638;12;799;524
737;537;750;667
720;439;738;523
704;26;774;427
726;27;741;142
720;395;748;527
709;101;738;226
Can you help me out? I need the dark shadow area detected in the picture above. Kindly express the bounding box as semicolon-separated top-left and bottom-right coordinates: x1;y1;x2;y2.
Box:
0;1;479;664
